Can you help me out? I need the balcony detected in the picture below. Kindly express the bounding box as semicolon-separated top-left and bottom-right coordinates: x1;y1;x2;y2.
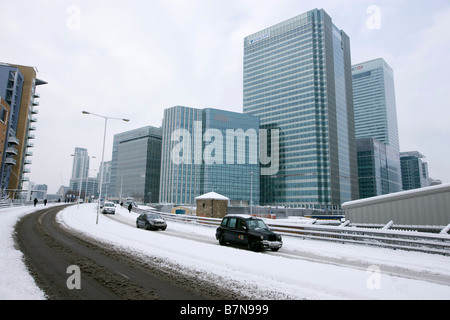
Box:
32;100;39;106
5;147;18;155
29;125;36;131
5;157;16;165
24;159;32;165
8;136;20;145
28;134;35;140
31;108;39;115
30;117;37;123
33;93;40;98
27;142;34;148
25;151;33;157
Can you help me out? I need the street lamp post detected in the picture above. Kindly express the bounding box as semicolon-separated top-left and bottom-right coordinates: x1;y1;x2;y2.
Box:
82;111;129;224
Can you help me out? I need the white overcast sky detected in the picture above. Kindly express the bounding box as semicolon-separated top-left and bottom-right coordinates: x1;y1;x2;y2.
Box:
1;0;449;193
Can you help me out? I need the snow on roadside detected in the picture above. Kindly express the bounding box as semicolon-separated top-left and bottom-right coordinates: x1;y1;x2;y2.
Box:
0;205;47;300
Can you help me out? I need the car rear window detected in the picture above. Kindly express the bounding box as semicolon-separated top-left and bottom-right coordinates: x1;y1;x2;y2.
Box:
221;218;228;227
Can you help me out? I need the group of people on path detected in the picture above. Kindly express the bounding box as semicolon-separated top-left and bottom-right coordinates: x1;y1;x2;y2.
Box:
120;201;133;213
33;198;47;207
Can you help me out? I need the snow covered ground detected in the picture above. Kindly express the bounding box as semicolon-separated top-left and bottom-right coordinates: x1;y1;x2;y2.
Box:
1;203;450;300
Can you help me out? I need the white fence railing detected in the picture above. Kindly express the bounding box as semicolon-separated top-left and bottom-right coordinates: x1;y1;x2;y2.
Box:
133;207;450;256
0;201;33;209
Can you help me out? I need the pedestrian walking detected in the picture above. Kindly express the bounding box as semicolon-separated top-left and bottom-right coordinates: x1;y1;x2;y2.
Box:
33;197;38;207
44;199;47;206
128;203;132;213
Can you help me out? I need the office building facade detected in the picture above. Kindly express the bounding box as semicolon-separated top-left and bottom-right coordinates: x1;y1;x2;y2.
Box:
69;147;98;201
400;151;430;190
160;106;260;206
69;147;90;191
357;138;401;199
243;9;358;209
71;147;89;180
352;58;402;195
352;58;400;150
109;126;162;203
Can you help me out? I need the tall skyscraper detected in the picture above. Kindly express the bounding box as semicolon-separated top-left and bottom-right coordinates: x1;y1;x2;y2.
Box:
352;58;400;151
159;106;260;206
243;9;358;209
352;58;402;196
109;126;162;203
71;147;89;180
69;147;90;192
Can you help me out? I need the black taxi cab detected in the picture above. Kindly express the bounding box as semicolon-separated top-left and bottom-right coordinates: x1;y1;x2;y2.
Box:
216;215;282;252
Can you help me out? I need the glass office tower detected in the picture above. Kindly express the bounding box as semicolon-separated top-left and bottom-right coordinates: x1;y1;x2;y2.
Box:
243;9;358;209
159;106;260;205
352;58;402;195
357;138;401;198
400;151;430;190
352;58;400;151
71;147;89;180
109;126;162;203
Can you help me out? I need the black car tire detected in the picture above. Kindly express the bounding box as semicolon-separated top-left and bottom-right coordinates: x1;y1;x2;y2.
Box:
161;226;167;231
218;234;226;246
248;241;260;252
136;222;139;228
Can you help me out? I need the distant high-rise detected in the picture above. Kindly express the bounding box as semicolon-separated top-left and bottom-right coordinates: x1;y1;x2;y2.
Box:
109;126;162;203
243;9;358;209
400;151;430;190
357;138;401;198
159;106;260;205
69;147;90;192
352;58;402;196
71;147;89;180
352;58;400;151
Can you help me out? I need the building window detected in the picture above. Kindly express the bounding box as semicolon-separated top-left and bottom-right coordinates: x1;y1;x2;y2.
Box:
0;107;7;123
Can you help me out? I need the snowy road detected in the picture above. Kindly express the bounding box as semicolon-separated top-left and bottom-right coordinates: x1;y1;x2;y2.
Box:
13;205;249;300
2;203;450;300
59;204;450;300
107;208;450;287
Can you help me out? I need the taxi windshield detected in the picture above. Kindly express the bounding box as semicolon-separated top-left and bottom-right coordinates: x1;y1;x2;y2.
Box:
246;219;268;230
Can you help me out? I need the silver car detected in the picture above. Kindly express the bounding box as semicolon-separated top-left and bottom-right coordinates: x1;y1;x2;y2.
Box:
102;202;116;215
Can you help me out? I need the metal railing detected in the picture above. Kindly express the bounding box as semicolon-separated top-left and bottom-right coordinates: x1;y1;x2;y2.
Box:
133;207;450;256
0;200;33;209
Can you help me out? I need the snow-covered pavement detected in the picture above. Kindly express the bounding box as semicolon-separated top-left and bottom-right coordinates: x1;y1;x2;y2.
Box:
1;203;450;300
